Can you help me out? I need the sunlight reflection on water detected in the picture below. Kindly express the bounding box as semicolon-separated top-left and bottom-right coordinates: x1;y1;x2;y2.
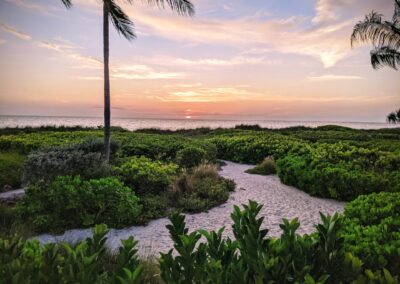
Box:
0;116;396;130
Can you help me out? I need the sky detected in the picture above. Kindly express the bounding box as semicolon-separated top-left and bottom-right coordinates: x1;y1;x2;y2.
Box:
0;0;399;122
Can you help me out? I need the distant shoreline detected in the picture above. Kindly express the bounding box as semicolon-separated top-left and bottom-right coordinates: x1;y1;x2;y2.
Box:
0;115;396;130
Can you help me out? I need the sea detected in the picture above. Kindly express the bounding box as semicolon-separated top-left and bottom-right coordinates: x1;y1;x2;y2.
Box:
0;116;397;131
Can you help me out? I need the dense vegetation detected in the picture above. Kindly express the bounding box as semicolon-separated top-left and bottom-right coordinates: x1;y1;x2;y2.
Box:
1;197;399;283
207;127;400;200
1;125;399;201
0;127;234;234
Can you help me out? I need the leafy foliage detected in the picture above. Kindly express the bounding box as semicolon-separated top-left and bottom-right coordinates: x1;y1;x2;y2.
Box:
341;192;400;273
22;139;115;185
114;156;178;194
0;224;144;283
0;151;25;191
276;142;400;200
351;0;400;70
175;146;207;168
160;200;399;283
17;176;142;232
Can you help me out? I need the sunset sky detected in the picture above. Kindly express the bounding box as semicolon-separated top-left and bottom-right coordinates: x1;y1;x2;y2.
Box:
0;0;399;122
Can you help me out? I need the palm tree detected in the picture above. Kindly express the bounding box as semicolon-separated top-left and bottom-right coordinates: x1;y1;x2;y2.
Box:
351;0;400;70
60;0;194;162
387;109;400;123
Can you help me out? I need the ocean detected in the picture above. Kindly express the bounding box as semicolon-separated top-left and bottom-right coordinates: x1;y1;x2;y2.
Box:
0;116;396;130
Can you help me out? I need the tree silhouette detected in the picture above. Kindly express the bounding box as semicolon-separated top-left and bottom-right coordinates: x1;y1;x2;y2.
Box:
351;0;400;70
60;0;194;162
387;109;400;123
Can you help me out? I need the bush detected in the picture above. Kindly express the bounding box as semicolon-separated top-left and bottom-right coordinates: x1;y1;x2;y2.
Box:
171;164;235;212
139;194;170;223
276;143;400;201
114;156;178;195
159;200;398;283
17;176;142;232
0;152;25;191
245;157;276;175
22;139;114;185
0;225;145;283
117;133;217;162
1;201;399;283
341;192;400;273
176;146;206;168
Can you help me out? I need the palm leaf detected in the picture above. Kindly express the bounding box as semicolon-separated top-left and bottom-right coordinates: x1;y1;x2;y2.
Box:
393;0;400;27
351;11;400;50
370;46;400;69
108;0;136;41
145;0;194;16
61;0;73;8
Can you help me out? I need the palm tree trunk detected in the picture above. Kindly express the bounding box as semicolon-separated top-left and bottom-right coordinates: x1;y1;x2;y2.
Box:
103;1;111;163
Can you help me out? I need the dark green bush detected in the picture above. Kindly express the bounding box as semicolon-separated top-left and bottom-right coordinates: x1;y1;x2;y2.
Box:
0;224;145;283
0;151;25;191
176;146;206;168
245;157;276;175
171;164;235;212
276;143;400;201
341;192;400;273
17;176;142;232
160;200;398;283
1;200;400;283
114;156;178;195
22;139;116;185
117;133;217;162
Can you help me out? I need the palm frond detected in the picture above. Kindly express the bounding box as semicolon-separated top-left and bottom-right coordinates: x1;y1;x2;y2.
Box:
108;0;136;41
351;11;400;50
370;46;400;70
387;109;400;123
145;0;194;16
61;0;73;8
394;0;400;27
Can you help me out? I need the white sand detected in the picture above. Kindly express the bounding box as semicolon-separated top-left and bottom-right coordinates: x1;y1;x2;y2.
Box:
34;161;345;256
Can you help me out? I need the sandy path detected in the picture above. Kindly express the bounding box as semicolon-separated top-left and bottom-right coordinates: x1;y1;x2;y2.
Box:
35;161;345;256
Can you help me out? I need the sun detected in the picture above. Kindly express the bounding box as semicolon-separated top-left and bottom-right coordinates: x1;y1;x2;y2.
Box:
185;115;192;119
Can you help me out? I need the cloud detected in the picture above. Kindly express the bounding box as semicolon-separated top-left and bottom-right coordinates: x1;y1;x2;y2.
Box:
154;86;266;102
0;22;31;40
308;74;365;81
313;0;354;24
0;39;6;45
38;38;102;69
161;55;281;67
5;0;58;14
112;65;184;80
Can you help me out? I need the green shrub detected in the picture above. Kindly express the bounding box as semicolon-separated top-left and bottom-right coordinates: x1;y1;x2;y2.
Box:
117;133;217;162
114;156;178;195
176;146;206;168
341;192;400;273
17;176;142;232
0;152;25;191
22;139;116;185
171;164;235;212
160;200;398;283
139;194;169;223
0;224;145;283
245;157;276;175
1;200;399;283
276;143;400;200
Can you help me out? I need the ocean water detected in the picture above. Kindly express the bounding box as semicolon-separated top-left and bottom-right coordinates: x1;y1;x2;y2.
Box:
0;116;396;130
